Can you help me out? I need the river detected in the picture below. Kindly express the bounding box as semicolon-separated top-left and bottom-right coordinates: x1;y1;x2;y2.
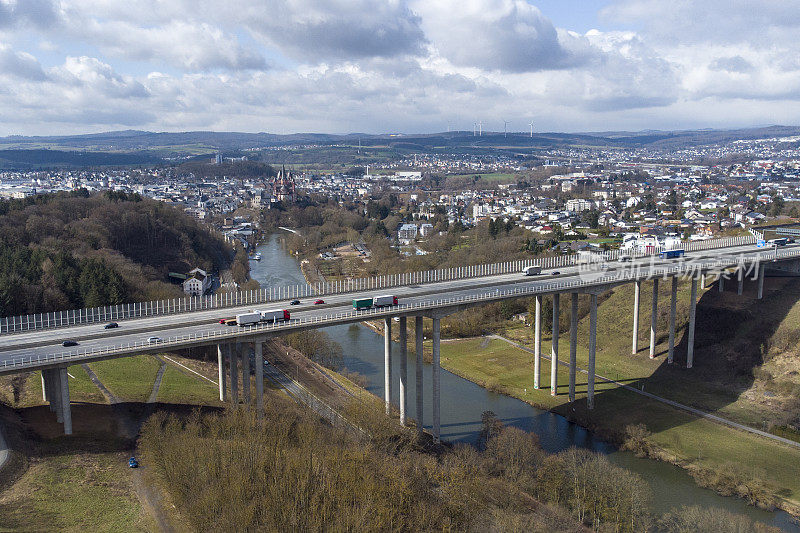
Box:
249;232;798;530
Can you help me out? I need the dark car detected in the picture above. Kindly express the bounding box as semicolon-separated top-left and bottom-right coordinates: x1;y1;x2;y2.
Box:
314;299;325;305
290;299;301;305
104;322;119;329
551;271;561;275
62;340;78;347
128;456;139;468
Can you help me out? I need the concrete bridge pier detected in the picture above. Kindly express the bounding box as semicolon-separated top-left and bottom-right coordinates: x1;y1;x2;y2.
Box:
668;276;677;364
217;344;227;402
241;342;251;404
432;316;441;443
533;294;541;389
569;292;578;402
587;294;598;410
650;279;659;359
415;316;423;436
686;277;698;368
632;280;641;354
700;274;706;290
53;369;63;423
758;264;765;299
254;338;264;412
384;317;392;416
551;293;560;396
42;367;72;434
41;372;47;402
399;317;408;426
229;343;239;405
719;272;725;292
59;367;72;435
737;267;744;296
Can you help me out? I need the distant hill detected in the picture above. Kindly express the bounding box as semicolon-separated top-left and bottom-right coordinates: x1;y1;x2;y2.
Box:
0;125;799;167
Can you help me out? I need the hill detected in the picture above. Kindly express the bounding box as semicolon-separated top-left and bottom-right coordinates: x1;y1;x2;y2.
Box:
0;191;233;317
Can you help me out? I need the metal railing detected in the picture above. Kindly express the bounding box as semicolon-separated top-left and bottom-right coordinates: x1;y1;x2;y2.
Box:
3;244;793;374
0;234;756;335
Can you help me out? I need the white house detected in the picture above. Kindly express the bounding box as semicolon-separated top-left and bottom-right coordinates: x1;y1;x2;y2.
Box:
183;268;210;296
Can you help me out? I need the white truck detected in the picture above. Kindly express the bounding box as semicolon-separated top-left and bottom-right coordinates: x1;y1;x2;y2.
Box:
522;265;542;276
373;295;398;307
259;309;290;322
235;311;261;326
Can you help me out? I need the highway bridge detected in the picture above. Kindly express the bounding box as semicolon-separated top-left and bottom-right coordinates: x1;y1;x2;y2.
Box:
3;235;799;439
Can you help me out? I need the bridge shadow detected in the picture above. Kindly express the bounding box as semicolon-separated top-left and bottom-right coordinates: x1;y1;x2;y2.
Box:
565;275;800;437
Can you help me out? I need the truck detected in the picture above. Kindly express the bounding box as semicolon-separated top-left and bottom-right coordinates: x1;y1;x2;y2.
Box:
235;311;261;326
373;295;398;307
259;309;290;322
353;297;373;310
660;249;685;259
522;265;542;276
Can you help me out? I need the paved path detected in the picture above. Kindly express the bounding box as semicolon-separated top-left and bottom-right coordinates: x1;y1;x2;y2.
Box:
82;363;120;404
147;359;167;404
491;334;800;450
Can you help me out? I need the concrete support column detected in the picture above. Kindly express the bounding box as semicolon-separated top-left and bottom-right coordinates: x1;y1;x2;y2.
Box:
650;279;659;359
432;317;441;443
632;280;641;354
719;272;725;292
737;268;744;296
668;276;677;364
587;294;598;410
217;345;226;402
569;292;578;402
533;295;542;389
415;316;424;436
60;366;72;435
229;343;239;405
757;264;765;299
687;277;698;369
41;371;47;402
700;274;706;290
551;293;560;396
254;339;264;412
54;369;63;422
241;343;251;404
399;316;408;426
384;317;392;415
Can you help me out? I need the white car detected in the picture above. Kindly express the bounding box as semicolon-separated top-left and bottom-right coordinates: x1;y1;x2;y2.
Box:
147;336;162;344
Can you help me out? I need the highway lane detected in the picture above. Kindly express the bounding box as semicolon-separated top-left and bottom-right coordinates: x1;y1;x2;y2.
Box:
0;242;784;367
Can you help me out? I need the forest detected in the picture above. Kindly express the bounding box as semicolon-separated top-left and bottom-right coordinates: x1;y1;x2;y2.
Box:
0;190;233;317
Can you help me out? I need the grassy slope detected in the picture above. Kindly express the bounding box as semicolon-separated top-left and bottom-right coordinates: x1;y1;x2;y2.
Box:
439;275;800;510
89;355;162;402
156;364;221;405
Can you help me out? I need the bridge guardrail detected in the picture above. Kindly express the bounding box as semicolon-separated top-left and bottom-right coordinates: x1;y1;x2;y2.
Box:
0;235;756;335
2;244;792;373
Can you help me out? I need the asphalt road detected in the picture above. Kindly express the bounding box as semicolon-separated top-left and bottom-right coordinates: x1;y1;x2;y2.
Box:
0;243;790;370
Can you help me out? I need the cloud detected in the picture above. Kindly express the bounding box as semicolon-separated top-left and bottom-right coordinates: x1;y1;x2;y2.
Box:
228;0;426;62
411;0;590;72
0;0;59;30
0;44;48;80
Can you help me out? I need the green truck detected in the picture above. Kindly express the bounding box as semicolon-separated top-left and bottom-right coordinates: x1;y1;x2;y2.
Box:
352;297;373;309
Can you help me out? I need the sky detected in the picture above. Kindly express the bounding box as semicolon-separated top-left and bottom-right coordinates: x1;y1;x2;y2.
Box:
1;0;800;136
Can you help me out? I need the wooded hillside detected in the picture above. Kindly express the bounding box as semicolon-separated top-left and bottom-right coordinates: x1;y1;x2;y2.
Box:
0;190;232;316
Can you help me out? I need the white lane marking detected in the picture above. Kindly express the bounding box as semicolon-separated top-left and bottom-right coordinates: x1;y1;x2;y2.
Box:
161;355;218;385
67;372;75;379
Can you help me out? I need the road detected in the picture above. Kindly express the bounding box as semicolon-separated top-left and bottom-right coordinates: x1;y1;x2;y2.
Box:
0;242;793;374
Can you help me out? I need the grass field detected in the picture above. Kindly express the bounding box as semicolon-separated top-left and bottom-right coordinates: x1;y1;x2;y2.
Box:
0;451;150;532
89;355;162;403
156;364;221;405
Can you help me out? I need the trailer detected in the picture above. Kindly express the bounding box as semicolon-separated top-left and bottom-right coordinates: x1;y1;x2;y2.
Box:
373;295;398;307
352;297;373;310
660;249;685;259
235;312;261;326
522;265;542;276
259;309;290;322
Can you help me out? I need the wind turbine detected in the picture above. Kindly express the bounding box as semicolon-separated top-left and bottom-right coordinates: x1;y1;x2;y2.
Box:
473;122;477;136
529;121;534;138
478;120;482;136
503;120;510;138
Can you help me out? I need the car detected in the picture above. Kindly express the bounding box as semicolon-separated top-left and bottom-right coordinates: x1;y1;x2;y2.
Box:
128;456;139;468
104;322;119;329
62;340;78;347
314;299;325;305
147;336;162;344
290;299;301;305
219;319;227;324
551;271;561;275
